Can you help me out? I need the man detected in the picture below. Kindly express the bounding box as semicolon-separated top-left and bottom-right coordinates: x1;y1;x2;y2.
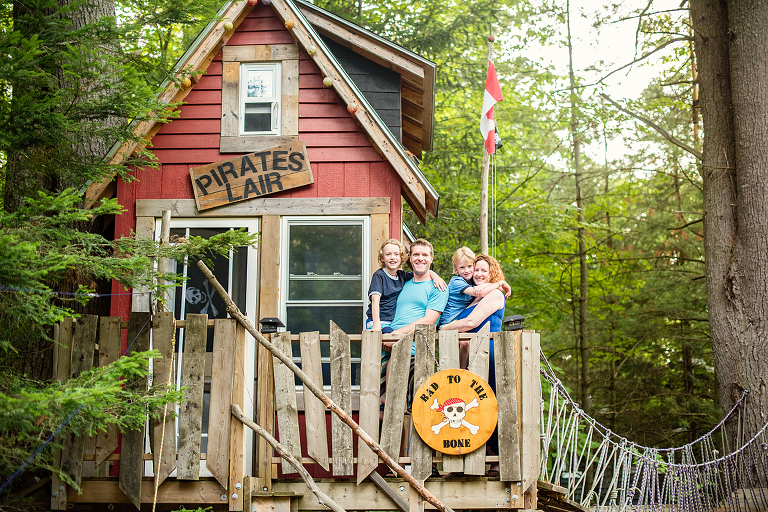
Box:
383;238;448;351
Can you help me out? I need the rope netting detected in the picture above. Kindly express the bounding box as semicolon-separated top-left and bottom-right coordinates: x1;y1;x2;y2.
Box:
539;352;768;512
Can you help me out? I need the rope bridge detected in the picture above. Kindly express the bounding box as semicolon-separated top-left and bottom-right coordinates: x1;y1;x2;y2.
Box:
539;353;768;512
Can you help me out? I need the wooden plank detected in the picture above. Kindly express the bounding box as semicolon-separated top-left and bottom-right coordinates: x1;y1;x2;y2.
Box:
119;311;151;509
368;471;409;512
379;331;413;461
229;323;248;511
94;317;121;475
257;215;280;490
51;319;73;510
357;330;381;483
220;135;299;154
131;217;154;313
300;331;329;472
136;197;390;218
207;319;237;488
221;61;239;138
521;331;541;509
272;332;302;475
190;142;314;211
177;314;207;480
411;324;435;481
464;323;491;475
60;315;98;487
282;59;299;136
151;312;177;487
329;321;353;476
437;329;463;474
71;479;227;504
253;496;293;512
223;44;299;61
410;483;425;512
370;213;389;275
273;479;525;510
494;331;521;483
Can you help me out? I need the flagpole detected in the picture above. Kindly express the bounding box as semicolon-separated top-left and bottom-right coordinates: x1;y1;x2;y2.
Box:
480;35;494;256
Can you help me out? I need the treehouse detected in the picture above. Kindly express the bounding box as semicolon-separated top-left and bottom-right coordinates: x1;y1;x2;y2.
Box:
51;0;545;509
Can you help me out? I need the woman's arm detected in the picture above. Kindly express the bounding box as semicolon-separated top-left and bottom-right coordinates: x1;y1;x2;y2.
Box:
465;280;510;298
441;290;505;332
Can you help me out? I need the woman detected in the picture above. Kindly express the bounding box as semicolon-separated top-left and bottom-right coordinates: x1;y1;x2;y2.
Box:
441;254;506;466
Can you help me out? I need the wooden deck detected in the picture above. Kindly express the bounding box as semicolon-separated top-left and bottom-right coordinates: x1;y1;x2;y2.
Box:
52;313;543;511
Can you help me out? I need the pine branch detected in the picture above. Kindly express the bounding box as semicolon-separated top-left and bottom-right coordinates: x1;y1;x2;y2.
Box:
600;93;703;160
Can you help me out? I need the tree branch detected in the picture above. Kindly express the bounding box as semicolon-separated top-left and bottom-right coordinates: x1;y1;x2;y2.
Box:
600;93;703;160
231;404;346;512
197;260;455;512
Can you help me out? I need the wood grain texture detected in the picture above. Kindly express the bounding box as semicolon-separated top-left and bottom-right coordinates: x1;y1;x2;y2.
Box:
282;59;299;136
521;331;541;508
137;197;389;218
300;331;329;471
437;329;462;474
151;312;177;487
410;324;435;481
220;135;299;154
119;312;151;509
329;321;353;476
494;331;521;482
228;323;248;511
379;331;413;461
272;332;302;475
463;323;490;475
51;319;73;510
221;61;239;138
222;44;299;61
357;329;382;483
60;315;98;487
95;316;120;477
256;334;276;490
131;217;154;313
207;319;237;488
177;314;207;480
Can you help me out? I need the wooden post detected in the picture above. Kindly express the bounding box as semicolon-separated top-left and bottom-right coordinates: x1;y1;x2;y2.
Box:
495;331;521;482
119;311;151;509
95;317;121;477
411;324;436;481
330;321;353;476
301;331;330;472
207;319;237;488
257;334;275;491
519;330;541;509
152;312;177;487
229;323;248;511
464;324;491;475
480;39;495;256
177;314;207;480
438;330;463;474
357;329;382;483
51;319;73;511
273;331;302;475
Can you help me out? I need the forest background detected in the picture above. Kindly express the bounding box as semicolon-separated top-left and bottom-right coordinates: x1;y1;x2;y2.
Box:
1;0;764;500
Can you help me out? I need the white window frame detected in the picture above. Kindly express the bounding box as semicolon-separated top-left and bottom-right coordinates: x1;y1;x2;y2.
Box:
149;217;259;478
279;216;370;395
240;62;281;136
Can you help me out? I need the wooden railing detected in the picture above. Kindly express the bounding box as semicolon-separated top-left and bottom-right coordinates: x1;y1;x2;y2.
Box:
52;313;542;511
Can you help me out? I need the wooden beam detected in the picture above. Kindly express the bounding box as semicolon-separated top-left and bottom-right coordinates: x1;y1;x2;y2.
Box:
177;314;207;480
152;312;177;487
437;329;463;474
135;197;390;218
520;331;541;509
70;480;226;504
300;331;329;472
330;321;353;476
229;323;248;511
357;330;381;483
207;319;238;488
495;331;521;482
272;332;302;476
51;319;73;511
222;44;299;61
95;317;121;475
464;324;491;475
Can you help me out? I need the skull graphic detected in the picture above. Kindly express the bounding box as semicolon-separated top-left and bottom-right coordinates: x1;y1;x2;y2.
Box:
430;397;481;435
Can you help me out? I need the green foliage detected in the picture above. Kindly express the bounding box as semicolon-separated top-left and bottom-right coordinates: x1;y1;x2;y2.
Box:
0;350;183;483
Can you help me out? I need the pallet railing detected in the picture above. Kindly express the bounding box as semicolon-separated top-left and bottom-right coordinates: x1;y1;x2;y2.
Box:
52;313;541;511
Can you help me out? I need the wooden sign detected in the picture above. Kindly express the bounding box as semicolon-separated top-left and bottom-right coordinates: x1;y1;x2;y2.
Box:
411;369;498;455
189;142;314;211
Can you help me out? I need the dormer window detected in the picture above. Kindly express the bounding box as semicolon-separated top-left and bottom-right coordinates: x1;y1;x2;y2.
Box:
240;63;281;135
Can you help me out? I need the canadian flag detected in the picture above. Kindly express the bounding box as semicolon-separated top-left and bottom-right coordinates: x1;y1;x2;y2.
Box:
480;61;503;154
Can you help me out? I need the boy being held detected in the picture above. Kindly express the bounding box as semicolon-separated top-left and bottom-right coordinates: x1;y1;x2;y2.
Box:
438;247;511;328
366;239;446;333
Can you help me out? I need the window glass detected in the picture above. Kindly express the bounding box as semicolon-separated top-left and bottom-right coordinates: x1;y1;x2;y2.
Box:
240;63;280;135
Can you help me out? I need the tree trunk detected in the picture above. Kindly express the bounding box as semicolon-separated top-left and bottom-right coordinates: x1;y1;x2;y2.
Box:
692;0;768;442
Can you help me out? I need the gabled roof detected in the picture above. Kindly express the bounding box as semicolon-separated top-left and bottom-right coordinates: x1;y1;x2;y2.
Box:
85;0;439;223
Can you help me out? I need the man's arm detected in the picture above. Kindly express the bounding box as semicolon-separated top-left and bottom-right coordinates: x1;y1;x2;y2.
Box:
389;309;442;336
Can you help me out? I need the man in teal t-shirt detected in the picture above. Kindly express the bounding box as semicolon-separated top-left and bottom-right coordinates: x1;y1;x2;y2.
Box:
386;239;448;344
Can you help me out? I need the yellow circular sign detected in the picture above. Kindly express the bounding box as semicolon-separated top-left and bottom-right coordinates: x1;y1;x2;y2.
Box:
411;369;498;455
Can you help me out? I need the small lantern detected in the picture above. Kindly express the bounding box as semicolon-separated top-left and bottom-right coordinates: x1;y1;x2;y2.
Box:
181;77;192;89
259;317;285;334
223;21;234;31
307;45;317;56
347;103;358;114
285;19;294;30
323;76;333;87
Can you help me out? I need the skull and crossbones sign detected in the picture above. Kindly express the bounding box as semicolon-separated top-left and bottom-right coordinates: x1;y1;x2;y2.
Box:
430;397;480;435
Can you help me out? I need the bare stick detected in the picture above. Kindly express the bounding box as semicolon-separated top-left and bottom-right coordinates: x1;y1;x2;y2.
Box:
231;404;346;512
600;93;703;161
197;260;455;512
